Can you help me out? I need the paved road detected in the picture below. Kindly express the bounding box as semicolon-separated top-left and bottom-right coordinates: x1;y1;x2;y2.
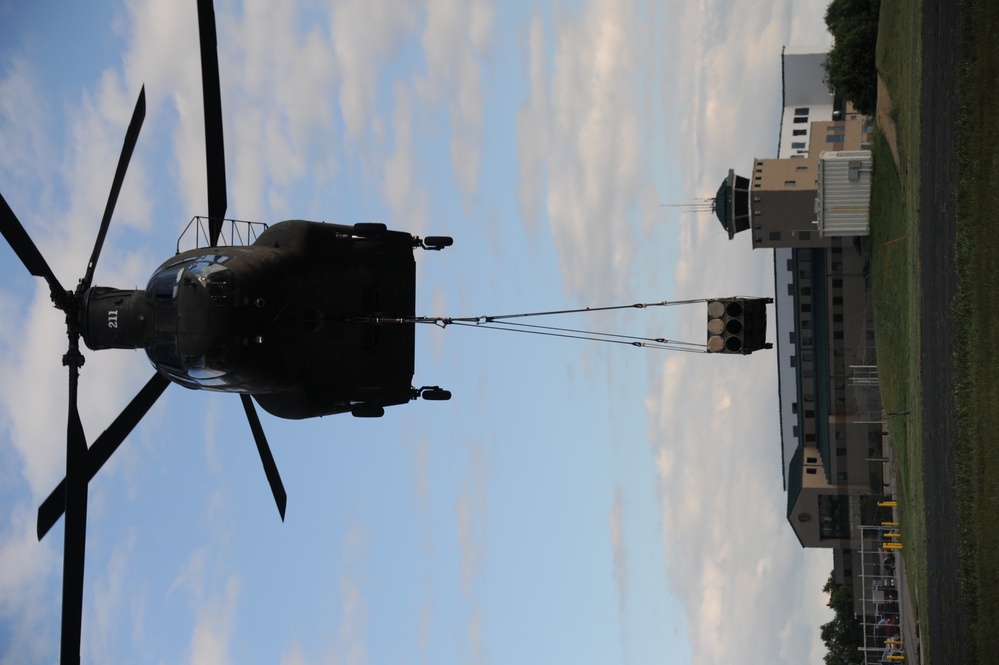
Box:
919;0;963;662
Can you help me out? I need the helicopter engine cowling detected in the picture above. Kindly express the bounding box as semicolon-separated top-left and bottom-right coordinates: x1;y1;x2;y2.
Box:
82;287;149;351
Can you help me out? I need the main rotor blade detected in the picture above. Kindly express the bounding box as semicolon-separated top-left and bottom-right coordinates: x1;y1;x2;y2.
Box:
82;87;146;289
0;192;67;304
37;373;170;541
240;395;287;521
197;0;228;246
60;364;89;665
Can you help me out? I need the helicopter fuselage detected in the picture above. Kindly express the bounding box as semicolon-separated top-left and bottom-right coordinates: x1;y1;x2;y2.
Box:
81;219;416;419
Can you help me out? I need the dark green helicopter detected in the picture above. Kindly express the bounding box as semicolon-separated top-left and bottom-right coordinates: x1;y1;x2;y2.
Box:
0;1;449;662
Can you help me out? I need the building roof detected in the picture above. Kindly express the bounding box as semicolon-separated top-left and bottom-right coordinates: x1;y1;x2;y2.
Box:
713;170;736;239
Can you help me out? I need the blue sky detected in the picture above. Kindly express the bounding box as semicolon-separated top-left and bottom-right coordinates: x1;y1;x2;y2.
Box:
1;1;835;663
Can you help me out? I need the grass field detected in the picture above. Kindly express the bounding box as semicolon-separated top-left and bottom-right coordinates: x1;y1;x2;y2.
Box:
870;0;999;662
869;0;926;654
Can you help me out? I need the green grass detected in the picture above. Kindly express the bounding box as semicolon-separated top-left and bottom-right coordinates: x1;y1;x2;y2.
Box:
871;0;999;662
870;0;927;655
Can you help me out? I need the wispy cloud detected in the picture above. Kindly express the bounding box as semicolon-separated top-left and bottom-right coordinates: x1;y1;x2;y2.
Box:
416;0;495;200
608;485;627;617
0;505;58;664
337;523;369;665
456;441;488;596
516;0;654;303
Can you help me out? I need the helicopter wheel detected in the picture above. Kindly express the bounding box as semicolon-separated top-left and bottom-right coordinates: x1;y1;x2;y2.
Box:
352;222;386;238
421;388;452;401
423;236;453;251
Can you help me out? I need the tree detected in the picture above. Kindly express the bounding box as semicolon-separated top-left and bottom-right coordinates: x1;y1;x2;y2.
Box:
822;0;881;115
821;570;865;665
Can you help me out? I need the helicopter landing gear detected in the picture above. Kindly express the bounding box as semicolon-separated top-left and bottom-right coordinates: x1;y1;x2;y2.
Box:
413;235;453;251
412;385;452;401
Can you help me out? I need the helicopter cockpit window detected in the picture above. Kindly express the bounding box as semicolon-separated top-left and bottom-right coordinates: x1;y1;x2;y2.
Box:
190;262;234;302
145;265;184;301
145;335;183;372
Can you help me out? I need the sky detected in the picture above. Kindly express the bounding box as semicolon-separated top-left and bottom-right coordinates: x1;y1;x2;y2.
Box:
0;1;836;663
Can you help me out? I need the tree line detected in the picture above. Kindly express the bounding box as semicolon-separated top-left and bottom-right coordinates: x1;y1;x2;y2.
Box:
823;0;882;116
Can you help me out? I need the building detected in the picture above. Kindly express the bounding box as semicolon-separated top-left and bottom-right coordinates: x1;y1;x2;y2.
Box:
712;47;882;592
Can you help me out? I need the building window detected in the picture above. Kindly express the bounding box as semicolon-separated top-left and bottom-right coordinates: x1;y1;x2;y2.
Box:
794;107;810;116
796;166;808;172
807;468;817;475
769;231;781;241
806;456;817;464
837;447;847;456
791;142;805;149
793;129;807;136
826;134;845;144
793;117;808;124
785;180;797;187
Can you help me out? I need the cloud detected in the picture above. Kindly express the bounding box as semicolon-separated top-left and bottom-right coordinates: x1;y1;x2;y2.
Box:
515;14;549;236
331;0;417;143
0;57;54;190
608;485;627;616
647;349;833;664
87;531;141;664
0;505;58;665
516;0;653;303
456;441;487;596
382;83;429;234
415;0;495;199
185;574;241;665
336;523;369;665
645;0;837;636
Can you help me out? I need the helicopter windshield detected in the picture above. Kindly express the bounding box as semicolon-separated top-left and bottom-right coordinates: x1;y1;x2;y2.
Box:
146;254;232;302
145;266;183;301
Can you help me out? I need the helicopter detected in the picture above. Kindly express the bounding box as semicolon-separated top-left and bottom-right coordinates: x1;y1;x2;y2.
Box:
0;1;454;662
